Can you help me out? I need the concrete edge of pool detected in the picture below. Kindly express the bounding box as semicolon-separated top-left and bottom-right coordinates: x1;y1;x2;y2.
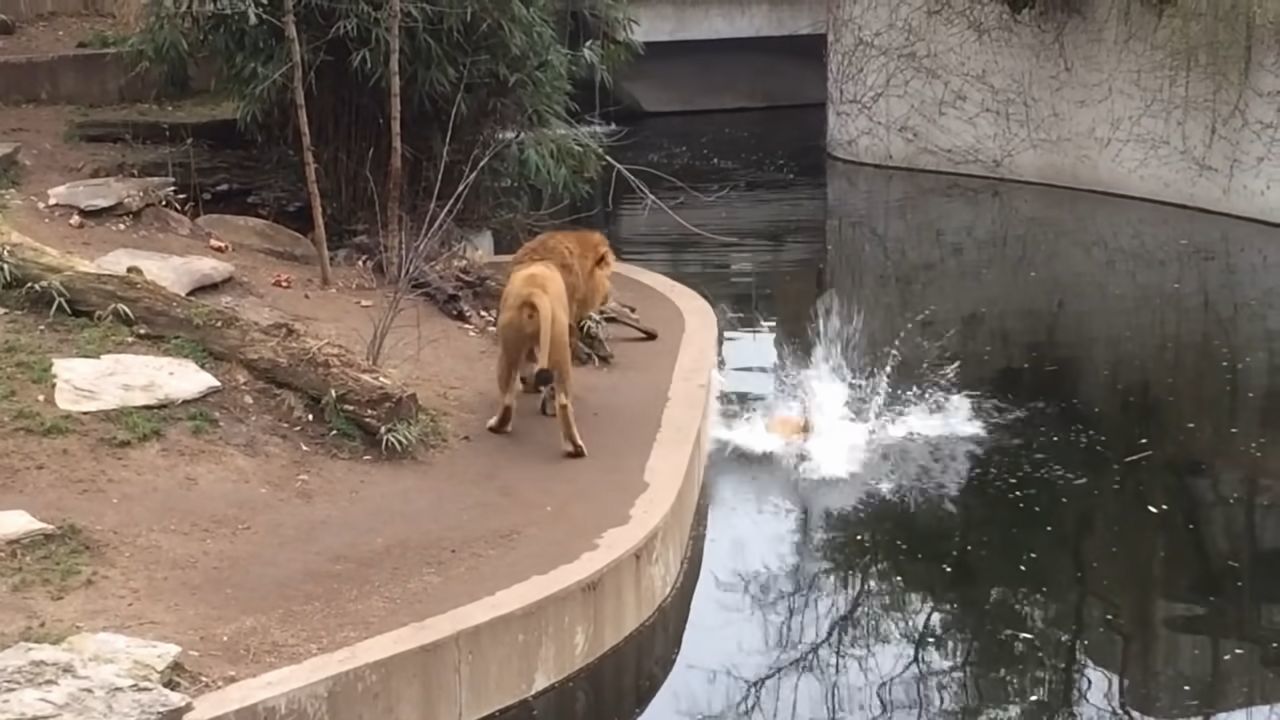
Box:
184;261;720;720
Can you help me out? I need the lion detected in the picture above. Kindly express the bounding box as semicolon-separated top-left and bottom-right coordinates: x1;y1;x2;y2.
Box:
509;228;616;389
486;260;589;458
767;413;810;441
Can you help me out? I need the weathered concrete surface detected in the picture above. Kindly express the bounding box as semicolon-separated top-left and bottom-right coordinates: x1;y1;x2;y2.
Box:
0;50;215;106
0;50;155;105
827;0;1280;224
481;486;708;720
616;35;824;114
0;0;112;21
185;262;717;720
630;0;824;43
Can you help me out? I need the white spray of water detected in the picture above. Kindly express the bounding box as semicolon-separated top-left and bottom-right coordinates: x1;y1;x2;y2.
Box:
712;292;986;480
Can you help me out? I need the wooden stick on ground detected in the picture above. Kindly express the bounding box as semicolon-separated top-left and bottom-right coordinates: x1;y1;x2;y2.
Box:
0;225;419;434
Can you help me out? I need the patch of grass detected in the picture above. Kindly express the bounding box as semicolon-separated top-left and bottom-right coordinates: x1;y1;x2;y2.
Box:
12;407;75;437
71;318;128;357
187;303;218;328
0;335;52;385
320;390;363;443
2;622;74;647
18;356;52;385
79;29;129;49
1;524;93;598
379;409;448;456
0;163;20;196
0;381;13;402
185;406;218;435
107;408;164;446
165;337;212;367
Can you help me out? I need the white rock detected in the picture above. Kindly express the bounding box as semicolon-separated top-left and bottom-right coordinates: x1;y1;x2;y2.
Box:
0;634;191;720
61;633;182;682
52;354;222;413
46;177;176;214
94;248;234;297
0;510;55;545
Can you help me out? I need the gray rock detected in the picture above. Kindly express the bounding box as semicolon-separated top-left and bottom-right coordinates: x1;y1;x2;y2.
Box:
94;248;234;296
46;177;176;215
0;633;191;720
135;205;203;238
0;142;19;174
194;213;316;264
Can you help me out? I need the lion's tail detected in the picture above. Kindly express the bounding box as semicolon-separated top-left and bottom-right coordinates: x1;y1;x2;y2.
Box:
528;292;555;390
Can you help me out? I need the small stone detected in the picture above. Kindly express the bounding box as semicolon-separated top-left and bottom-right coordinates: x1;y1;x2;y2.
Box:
207;238;230;253
68;213;85;229
0;510;55;545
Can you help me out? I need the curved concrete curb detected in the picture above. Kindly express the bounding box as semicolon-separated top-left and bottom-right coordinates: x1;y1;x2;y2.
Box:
185;261;718;720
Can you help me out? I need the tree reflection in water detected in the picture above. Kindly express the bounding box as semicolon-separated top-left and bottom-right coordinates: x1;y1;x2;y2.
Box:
712;372;1280;720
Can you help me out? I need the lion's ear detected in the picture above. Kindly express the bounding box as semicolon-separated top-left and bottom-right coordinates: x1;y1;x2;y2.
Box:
595;249;614;268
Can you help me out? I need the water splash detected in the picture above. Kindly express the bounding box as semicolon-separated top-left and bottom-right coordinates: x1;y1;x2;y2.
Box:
712;292;986;480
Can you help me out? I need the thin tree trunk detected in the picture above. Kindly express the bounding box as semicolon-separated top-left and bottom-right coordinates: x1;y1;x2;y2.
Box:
282;0;334;287
384;0;403;281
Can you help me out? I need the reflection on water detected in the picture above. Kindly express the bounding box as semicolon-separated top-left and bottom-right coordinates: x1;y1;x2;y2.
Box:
608;107;1280;719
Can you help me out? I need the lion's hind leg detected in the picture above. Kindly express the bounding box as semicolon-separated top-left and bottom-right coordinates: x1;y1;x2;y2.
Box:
548;319;587;458
486;344;521;435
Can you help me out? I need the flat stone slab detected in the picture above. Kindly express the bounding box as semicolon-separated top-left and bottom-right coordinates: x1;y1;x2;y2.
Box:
47;176;176;215
52;354;222;413
0;142;19;172
194;213;315;264
0;632;190;720
94;248;234;296
0;510;54;545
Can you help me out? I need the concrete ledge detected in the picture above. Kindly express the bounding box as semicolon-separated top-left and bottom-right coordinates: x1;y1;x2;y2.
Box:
0;0;111;22
0;49;215;106
185;261;719;720
0;50;156;106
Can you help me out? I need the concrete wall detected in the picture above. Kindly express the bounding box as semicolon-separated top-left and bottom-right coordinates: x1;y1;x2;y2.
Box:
630;0;824;43
0;0;144;23
827;0;1280;224
184;263;718;720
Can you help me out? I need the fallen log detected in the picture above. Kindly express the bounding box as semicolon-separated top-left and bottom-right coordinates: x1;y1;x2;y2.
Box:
0;224;420;435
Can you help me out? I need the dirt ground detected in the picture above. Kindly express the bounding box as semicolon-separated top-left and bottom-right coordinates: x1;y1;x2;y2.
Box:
0;13;128;57
0;104;684;688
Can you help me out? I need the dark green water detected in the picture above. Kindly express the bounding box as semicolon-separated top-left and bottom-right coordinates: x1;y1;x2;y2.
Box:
610;107;1280;720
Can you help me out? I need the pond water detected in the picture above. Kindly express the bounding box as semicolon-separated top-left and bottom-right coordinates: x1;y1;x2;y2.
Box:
607;107;1280;719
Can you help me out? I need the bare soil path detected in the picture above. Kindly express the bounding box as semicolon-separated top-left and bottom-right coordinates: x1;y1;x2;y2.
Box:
0;105;682;687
